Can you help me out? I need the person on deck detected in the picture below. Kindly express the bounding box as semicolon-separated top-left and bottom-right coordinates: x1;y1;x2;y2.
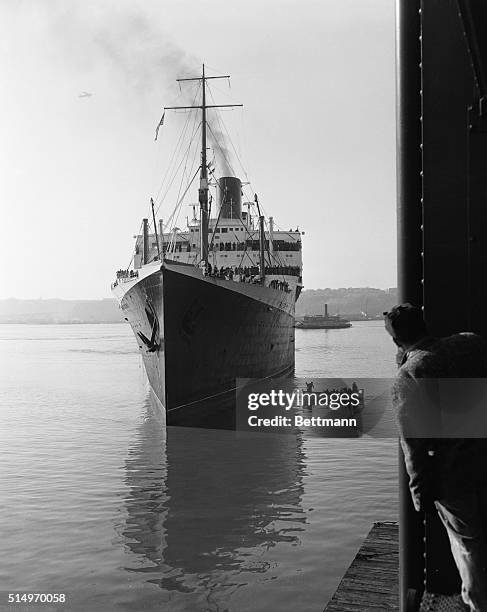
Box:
384;303;487;611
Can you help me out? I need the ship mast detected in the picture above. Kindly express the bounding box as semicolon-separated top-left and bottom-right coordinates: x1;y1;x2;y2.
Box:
163;65;242;266
200;64;208;262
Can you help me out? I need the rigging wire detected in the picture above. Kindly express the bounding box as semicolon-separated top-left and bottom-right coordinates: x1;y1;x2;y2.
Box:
206;121;237;178
153;103;192;202
206;85;240;173
209;89;248;179
154;115;201;218
125;219;144;271
167;108;203;248
118;73;302;287
206;165;292;282
206;84;254;195
148;77;300;282
154;114;200;217
162;166;201;238
207;165;250;236
153;81;202;210
206;84;271;225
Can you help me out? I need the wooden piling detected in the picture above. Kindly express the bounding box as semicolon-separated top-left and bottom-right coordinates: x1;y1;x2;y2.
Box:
324;522;399;611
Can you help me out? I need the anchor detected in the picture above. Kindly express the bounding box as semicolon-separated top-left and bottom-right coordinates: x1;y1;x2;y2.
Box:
137;299;161;352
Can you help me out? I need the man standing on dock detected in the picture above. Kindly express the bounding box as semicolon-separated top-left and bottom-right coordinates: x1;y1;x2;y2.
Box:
384;304;487;611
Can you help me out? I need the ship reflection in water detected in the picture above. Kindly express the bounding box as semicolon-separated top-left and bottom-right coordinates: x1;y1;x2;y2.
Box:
0;322;397;612
121;395;307;609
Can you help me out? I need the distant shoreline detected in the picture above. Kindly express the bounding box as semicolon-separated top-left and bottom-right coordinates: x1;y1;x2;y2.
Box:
0;321;125;325
0;288;398;325
0;320;383;326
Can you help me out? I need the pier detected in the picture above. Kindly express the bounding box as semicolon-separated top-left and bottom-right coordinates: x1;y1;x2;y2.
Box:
324;521;468;611
324;522;399;611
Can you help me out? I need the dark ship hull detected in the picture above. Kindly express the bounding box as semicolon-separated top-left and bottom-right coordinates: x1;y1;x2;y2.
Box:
119;260;297;426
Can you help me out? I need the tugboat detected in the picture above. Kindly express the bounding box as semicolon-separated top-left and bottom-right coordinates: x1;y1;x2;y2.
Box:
111;66;303;426
295;304;351;329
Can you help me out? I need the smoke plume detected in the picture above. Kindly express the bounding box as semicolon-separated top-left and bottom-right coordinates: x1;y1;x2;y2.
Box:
36;1;237;174
40;1;199;100
207;120;235;177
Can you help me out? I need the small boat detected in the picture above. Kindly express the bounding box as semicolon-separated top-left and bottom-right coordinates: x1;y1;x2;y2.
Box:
295;304;351;329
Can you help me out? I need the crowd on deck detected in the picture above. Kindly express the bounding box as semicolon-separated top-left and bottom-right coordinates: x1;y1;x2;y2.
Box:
268;279;290;291
112;269;139;287
205;264;300;278
116;269;139;279
158;239;301;254
112;263;298;291
204;264;295;292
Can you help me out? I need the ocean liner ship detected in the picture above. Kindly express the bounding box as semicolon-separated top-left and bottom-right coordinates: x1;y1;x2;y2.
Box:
112;66;303;426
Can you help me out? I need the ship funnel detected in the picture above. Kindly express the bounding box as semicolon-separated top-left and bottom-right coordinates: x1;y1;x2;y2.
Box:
218;176;242;219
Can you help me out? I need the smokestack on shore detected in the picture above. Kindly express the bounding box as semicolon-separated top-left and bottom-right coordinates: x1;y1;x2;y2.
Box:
218;177;242;219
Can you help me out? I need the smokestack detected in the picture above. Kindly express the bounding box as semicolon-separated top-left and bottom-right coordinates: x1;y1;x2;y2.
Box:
218;177;242;219
143;218;149;264
325;303;328;317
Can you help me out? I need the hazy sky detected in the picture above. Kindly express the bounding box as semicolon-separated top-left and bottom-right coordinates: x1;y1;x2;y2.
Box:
1;0;396;299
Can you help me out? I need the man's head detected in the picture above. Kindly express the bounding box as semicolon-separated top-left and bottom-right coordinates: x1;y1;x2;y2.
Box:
383;303;427;348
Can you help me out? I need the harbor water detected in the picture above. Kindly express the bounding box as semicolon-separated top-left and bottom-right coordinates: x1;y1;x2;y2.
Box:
0;321;398;612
